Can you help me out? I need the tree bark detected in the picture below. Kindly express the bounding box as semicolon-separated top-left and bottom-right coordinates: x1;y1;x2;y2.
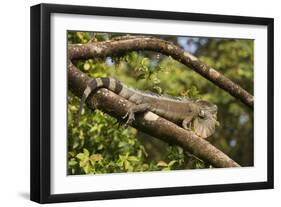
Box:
68;36;254;108
68;62;240;168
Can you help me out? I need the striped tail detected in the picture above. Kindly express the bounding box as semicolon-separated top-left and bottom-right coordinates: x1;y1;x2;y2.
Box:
76;77;123;126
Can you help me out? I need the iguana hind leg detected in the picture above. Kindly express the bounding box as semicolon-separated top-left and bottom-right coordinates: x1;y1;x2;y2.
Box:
122;103;150;127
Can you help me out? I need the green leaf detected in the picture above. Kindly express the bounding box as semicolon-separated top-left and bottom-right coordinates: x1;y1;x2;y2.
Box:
76;148;90;160
157;161;168;167
141;58;150;67
76;153;86;160
83;63;91;71
128;156;139;162
153;86;162;94
162;167;171;171
83;148;90;157
68;158;77;166
83;163;93;174
90;154;103;162
168;160;177;167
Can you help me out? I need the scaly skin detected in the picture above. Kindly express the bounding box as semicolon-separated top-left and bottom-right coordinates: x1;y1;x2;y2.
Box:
77;77;218;138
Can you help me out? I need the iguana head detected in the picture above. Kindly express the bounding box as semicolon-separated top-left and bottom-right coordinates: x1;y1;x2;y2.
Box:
193;100;218;139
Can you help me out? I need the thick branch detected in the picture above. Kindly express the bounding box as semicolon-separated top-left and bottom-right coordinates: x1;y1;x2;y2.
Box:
68;62;240;168
68;36;254;108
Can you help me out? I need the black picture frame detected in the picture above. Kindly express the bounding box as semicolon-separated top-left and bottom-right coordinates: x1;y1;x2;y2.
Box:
30;3;274;203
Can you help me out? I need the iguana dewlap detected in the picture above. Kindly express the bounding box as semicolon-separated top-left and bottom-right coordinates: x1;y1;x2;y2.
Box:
77;77;218;138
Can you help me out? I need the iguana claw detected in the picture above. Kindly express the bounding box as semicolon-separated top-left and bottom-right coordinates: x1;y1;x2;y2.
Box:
123;111;135;127
122;104;150;127
122;112;129;119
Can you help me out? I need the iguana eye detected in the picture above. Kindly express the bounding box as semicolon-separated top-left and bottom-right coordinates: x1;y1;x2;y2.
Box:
199;110;205;117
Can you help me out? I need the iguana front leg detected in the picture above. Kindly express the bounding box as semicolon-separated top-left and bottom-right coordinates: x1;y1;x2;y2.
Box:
182;116;193;130
122;103;150;126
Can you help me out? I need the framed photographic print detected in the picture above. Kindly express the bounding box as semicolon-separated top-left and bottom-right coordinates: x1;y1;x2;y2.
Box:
30;3;274;203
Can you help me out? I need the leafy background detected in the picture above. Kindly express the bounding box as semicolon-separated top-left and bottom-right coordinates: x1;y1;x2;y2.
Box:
67;32;253;175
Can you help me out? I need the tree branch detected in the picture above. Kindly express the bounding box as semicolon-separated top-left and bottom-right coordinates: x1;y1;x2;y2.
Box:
68;61;240;168
68;36;254;108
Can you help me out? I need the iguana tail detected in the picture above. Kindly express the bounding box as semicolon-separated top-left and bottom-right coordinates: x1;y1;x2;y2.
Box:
76;77;125;126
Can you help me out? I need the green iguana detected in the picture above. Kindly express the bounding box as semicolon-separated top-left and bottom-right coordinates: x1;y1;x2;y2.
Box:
77;77;218;139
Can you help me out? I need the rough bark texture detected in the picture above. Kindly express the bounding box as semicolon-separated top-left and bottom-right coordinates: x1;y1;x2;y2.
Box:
68;62;240;168
69;36;254;108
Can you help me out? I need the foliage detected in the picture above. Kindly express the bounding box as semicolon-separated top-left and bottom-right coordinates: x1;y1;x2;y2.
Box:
67;32;253;175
